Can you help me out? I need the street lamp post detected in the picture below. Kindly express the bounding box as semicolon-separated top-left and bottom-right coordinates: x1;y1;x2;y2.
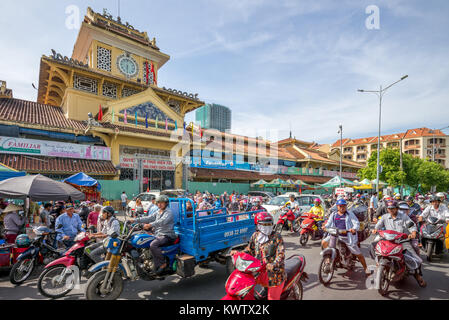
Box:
358;75;408;195
338;125;343;187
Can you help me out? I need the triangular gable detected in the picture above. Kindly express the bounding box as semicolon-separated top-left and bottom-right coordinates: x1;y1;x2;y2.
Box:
106;86;183;124
120;102;175;123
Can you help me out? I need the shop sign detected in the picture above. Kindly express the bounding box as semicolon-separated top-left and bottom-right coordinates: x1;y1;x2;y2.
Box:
120;155;176;171
0;136;111;160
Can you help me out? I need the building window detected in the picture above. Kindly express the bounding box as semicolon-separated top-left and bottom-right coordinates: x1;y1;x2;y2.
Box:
73;74;98;94
102;82;117;98
97;46;111;72
122;87;140;98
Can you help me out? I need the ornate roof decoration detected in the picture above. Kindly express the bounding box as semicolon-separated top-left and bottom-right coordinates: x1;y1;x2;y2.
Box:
162;87;199;100
50;49;89;68
85;7;159;50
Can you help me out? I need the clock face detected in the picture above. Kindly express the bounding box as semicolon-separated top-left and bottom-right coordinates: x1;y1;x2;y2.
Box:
117;54;138;77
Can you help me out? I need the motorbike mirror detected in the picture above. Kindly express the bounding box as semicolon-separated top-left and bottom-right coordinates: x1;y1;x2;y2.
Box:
110;232;119;239
406;221;415;229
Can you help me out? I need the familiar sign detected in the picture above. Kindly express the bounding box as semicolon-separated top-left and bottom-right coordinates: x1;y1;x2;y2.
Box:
0;136;111;161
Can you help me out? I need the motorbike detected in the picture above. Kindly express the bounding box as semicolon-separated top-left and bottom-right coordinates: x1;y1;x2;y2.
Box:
9;227;64;285
222;251;308;300
318;228;358;286
298;213;324;246
37;231;96;299
373;228;421;296
84;222;180;300
274;208;301;234
420;216;446;262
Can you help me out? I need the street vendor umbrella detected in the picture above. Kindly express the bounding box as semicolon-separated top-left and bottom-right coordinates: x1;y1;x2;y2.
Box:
63;172;101;190
0;162;26;181
265;178;287;187
0;174;85;201
294;179;310;186
319;175;357;188
250;179;268;187
370;179;388;186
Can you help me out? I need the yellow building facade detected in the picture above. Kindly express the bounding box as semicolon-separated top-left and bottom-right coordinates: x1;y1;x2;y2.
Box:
36;7;204;189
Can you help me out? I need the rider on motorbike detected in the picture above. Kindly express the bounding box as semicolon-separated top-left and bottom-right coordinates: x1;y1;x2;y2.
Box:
230;211;286;300
309;198;325;229
371;200;426;287
86;206;121;263
251;197;266;212
322;199;370;276
419;196;449;225
132;195;177;275
284;194;299;212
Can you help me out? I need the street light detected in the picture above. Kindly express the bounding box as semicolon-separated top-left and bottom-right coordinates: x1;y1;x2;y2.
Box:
338;125;343;187
358;75;408;195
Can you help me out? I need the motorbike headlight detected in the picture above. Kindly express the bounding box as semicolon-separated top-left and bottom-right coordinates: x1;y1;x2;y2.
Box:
235;256;254;272
390;246;402;255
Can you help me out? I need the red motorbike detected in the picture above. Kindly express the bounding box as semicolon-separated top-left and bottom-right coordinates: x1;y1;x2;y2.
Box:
299;213;324;246
222;252;308;300
373;228;421;296
37;232;96;299
275;208;301;234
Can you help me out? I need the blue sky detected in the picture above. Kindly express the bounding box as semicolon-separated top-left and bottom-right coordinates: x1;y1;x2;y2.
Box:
1;0;448;144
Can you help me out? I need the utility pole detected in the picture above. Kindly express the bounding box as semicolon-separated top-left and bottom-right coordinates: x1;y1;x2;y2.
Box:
358;75;408;195
338;125;343;187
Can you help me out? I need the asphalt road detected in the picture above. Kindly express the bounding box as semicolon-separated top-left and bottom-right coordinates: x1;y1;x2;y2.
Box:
0;224;448;300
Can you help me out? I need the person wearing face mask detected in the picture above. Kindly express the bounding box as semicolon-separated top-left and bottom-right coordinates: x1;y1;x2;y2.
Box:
230;211;286;300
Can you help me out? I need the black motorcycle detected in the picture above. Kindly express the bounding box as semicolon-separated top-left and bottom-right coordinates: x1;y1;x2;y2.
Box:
420;216;446;262
318;228;358;285
9;227;64;285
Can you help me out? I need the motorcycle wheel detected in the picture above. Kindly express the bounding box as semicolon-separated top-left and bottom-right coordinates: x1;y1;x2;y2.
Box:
426;242;434;262
299;233;309;246
274;224;283;235
377;265;390;296
9;258;35;285
85;270;124;300
38;265;76;299
318;255;334;285
286;281;303;300
225;256;235;276
292;221;301;233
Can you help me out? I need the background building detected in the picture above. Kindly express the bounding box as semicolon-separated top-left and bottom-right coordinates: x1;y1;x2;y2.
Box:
330;127;449;169
195;103;231;132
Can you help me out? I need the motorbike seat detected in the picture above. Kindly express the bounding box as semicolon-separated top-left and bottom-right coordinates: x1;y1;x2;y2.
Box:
284;255;305;283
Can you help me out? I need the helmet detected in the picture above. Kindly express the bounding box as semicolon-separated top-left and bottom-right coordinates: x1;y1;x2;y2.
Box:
336;199;347;206
254;211;273;226
394;194;401;200
15;234;31;248
398;202;409;210
314;198;321;204
430;195;441;202
102;206;115;216
34;226;51;236
356;194;361;198
387;200;398;209
156;195;170;203
436;192;445;199
406;196;414;202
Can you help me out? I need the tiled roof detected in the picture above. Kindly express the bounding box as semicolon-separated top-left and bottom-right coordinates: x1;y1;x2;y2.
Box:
0;98;86;131
0;153;117;175
189;167;330;184
100;122;172;138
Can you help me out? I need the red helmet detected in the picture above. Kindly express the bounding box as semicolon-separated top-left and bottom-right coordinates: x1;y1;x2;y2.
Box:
254;211;273;226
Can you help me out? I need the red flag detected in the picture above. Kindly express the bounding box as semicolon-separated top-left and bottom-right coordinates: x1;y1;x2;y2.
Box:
150;62;157;85
98;104;103;121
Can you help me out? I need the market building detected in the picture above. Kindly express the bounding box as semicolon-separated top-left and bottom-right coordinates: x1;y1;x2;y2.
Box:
0;7;204;192
186;126;363;193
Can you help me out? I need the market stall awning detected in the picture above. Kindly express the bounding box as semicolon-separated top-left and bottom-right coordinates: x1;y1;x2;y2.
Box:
63;172;101;190
251;179;268;187
371;179;388;186
318;175;357;188
294;179;310;186
0;174;85;201
0;162;26;181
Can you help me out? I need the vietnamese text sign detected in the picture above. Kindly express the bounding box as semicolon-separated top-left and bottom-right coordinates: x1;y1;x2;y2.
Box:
0;136;111;161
